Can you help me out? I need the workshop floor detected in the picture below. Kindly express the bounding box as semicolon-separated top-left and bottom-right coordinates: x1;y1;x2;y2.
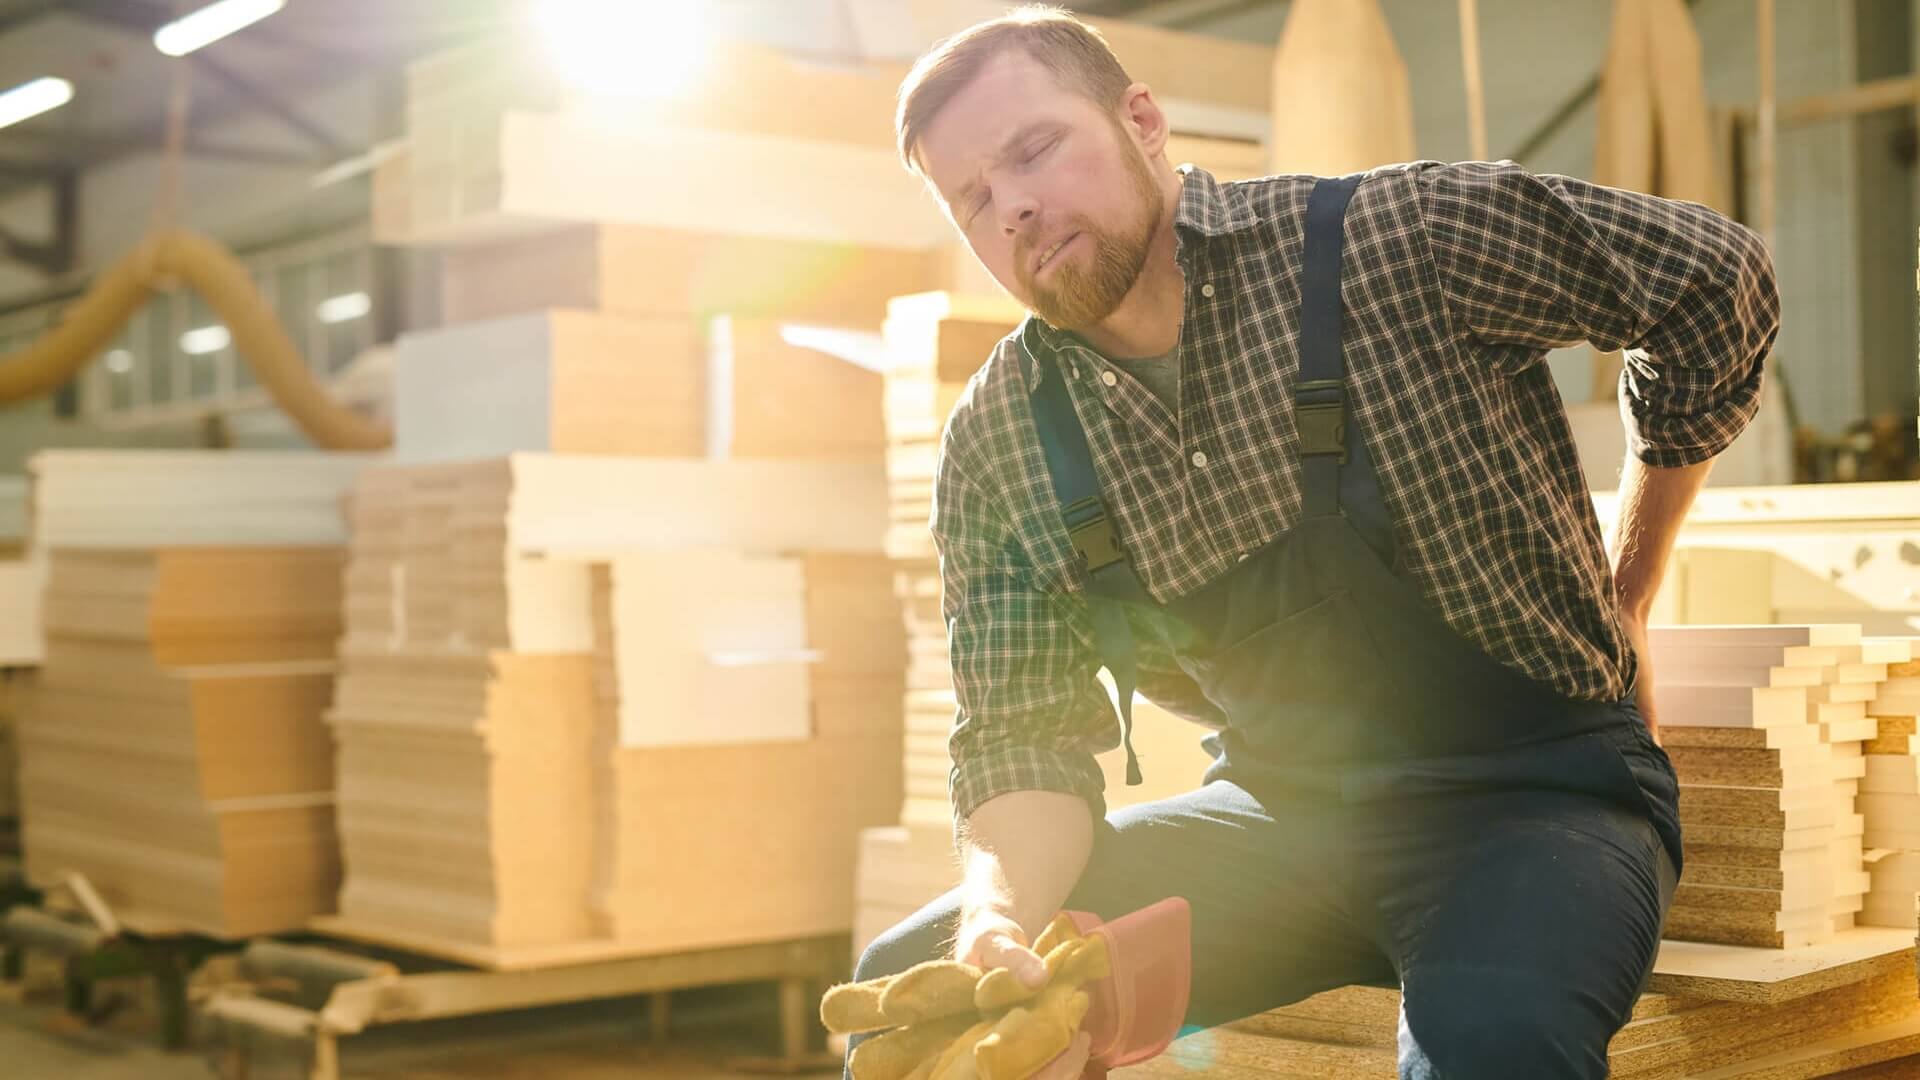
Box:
0;974;841;1080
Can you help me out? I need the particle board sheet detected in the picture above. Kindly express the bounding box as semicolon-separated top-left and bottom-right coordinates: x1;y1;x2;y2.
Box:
588;551;812;748
584;553;905;950
0;558;45;665
332;545;904;953
1652;625;1891;947
709;318;887;461
330;648;599;949
396;107;951;251
437;224;952;327
340;455;887;656
17;545;346;938
1863;643;1920;929
393;310;705;464
393;310;889;466
1112;968;1920;1080
28;450;371;549
43;548;344;666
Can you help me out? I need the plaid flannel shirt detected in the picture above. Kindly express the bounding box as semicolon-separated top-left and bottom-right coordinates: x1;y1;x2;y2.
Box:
933;161;1780;824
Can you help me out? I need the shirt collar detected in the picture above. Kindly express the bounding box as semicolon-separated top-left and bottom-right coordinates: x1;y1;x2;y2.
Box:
1020;166;1258;389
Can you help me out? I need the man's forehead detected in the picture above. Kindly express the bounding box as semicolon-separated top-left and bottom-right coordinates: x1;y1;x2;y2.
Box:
920;56;1080;194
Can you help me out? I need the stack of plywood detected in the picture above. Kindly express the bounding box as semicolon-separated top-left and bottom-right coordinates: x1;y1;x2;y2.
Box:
392;307;896;467
325;455;902;959
1116;945;1920;1079
1651;625;1895;948
15;449;368;936
377;27;1270;252
1863;639;1920;930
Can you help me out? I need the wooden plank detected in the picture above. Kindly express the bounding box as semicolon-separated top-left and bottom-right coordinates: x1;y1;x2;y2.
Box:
1646;927;1916;1003
393;310;704;464
400;110;950;250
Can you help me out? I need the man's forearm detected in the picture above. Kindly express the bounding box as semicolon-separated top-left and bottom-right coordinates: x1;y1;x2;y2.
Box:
1609;452;1715;616
958;789;1094;941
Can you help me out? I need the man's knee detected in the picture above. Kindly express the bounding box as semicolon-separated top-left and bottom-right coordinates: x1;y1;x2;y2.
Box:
1399;969;1615;1080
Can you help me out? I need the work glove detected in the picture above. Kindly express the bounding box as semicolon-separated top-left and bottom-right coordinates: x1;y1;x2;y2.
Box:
824;913;1111;1080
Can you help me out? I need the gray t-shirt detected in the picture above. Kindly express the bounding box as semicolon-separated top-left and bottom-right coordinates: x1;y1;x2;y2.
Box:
1104;339;1182;413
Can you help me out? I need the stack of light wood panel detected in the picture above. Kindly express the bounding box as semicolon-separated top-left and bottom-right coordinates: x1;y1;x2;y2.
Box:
17;450;369;937
376;23;1270;253
1115;959;1920;1079
1652;625;1895;948
325;454;901;960
585;551;901;949
1863;639;1920;929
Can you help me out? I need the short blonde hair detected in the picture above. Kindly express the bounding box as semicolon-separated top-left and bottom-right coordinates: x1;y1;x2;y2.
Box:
895;5;1133;175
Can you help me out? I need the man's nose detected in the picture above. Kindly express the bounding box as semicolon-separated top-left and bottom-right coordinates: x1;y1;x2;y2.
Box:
997;186;1039;237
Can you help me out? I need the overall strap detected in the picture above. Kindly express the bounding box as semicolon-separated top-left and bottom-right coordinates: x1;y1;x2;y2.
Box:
1296;175;1364;518
1030;342;1150;786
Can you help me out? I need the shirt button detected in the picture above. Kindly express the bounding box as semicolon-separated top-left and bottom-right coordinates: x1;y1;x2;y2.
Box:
1191;450;1209;467
1200;283;1216;298
1101;370;1118;387
1237;551;1251;562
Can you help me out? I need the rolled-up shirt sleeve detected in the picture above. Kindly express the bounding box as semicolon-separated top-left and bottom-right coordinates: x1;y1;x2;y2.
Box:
1415;160;1781;467
933;401;1115;827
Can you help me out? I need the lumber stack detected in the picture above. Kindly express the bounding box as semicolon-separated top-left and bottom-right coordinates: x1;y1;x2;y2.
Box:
15;449;368;937
1863;640;1920;929
1651;625;1898;948
1113;970;1920;1079
327;455;902;959
586;552;902;949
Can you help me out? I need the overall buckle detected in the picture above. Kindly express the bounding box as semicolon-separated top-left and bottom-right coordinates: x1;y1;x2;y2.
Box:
1295;379;1349;465
1064;496;1126;573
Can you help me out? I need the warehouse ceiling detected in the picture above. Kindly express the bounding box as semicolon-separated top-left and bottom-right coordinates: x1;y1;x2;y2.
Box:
0;0;1280;279
0;0;510;187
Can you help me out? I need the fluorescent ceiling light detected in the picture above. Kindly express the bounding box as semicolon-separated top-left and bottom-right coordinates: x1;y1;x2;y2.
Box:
180;325;231;355
315;291;370;324
0;77;74;131
153;0;286;57
105;349;135;374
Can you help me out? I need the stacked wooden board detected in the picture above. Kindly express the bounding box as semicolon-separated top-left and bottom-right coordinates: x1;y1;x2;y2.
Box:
377;24;1270;252
1114;961;1920;1079
1651;625;1900;948
324;453;903;961
1863;639;1920;929
392;305;896;466
16;450;369;936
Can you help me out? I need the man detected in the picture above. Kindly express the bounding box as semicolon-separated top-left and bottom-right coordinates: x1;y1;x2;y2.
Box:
853;6;1777;1078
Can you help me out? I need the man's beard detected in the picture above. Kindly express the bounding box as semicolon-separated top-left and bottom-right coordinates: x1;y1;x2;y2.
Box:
1016;127;1162;332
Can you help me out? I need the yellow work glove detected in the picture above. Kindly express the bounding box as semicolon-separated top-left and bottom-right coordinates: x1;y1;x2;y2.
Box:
823;914;1112;1080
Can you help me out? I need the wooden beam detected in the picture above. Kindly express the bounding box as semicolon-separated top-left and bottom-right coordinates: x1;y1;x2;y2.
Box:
1458;0;1489;160
1779;74;1920;127
1754;0;1776;245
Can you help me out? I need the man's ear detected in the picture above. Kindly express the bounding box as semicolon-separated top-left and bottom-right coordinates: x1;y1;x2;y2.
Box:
1118;82;1169;158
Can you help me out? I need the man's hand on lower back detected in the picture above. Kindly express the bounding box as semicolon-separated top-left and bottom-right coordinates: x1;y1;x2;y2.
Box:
1620;611;1661;745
